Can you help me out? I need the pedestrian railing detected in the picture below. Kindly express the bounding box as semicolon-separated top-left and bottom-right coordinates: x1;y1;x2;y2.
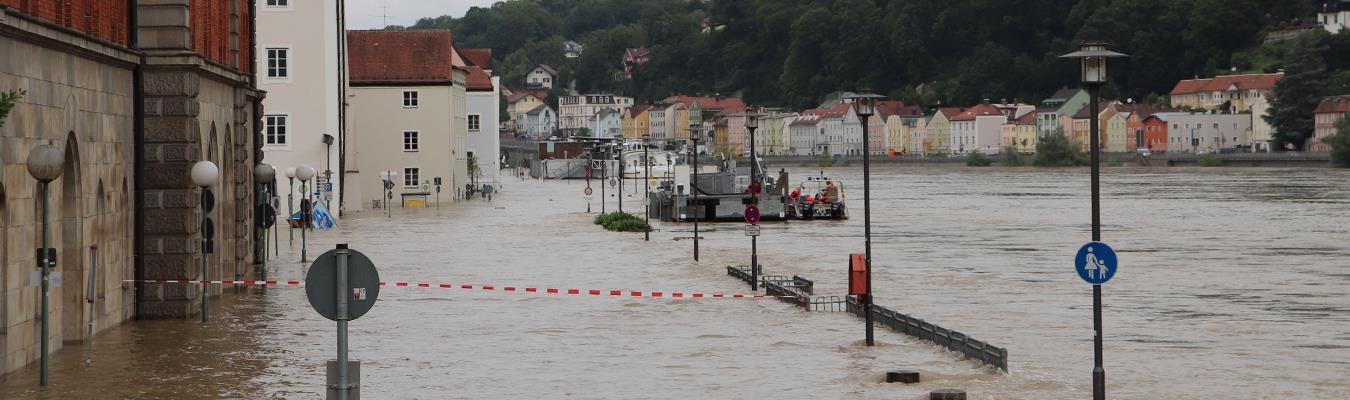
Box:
846;297;1008;371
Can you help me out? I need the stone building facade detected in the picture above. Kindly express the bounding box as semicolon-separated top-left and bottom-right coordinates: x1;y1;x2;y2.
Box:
0;0;261;377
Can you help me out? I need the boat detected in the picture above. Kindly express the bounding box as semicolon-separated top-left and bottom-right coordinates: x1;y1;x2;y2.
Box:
785;175;847;220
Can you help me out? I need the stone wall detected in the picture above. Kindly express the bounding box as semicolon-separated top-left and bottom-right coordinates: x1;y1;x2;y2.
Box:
0;7;139;376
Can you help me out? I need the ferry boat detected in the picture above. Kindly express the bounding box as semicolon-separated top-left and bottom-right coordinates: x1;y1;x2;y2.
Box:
785;175;848;220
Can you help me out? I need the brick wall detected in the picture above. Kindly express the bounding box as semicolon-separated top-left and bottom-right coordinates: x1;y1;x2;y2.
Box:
0;0;130;45
0;0;252;73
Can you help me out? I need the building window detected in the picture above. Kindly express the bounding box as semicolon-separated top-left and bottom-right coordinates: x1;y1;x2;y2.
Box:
266;48;289;78
265;114;288;145
403;91;419;108
468;114;481;132
403;131;419;152
266;0;288;6
404;168;420;188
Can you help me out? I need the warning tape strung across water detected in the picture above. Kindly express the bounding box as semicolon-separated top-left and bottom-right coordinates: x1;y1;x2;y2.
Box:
123;279;777;300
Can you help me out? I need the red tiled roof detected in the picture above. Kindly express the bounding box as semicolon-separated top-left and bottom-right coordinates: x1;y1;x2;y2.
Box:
1015;111;1038;124
506;88;549;103
348;30;458;85
937;107;965;118
458;48;493;69
665;95;747;113
951;104;1003;121
823;102;852;118
624;48;652;61
1315;95;1350;114
876;100;923;118
463;66;494;91
1170;73;1284;95
790;109;826;126
1072;101;1113;119
628;104;652;118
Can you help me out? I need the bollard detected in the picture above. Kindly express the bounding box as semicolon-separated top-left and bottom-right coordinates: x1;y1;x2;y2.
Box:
885;369;919;384
930;389;966;400
326;360;361;400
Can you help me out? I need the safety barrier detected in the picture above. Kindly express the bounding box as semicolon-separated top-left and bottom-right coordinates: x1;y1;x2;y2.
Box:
726;265;814;295
124;279;779;300
846;297;1008;371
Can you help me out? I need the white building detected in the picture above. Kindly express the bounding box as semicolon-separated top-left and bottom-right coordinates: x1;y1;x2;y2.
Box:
525;64;556;89
1166;113;1254;153
518;105;557;137
453;50;501;187
789;111;824;156
1321;0;1350;33
559;94;633;135
950;104;1007;154
346;30;469;210
257;0;344;215
589;108;624;137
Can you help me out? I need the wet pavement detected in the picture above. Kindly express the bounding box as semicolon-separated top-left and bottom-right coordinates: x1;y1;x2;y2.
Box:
2;165;1349;399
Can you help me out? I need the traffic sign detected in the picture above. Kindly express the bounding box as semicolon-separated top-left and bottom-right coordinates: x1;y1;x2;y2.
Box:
306;247;381;321
1075;242;1117;285
744;225;761;236
609;177;617;187
744;203;761;225
584;187;593;196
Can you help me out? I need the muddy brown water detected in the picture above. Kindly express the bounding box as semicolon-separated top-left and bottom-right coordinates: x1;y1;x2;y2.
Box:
2;166;1348;399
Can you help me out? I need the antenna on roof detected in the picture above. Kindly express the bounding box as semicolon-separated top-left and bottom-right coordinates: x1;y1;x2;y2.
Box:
371;4;398;28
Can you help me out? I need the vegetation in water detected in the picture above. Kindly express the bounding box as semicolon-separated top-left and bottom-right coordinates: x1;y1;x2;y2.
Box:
1324;117;1350;168
593;212;652;232
1033;131;1087;167
1000;147;1029;167
1198;153;1224;167
965;152;991;167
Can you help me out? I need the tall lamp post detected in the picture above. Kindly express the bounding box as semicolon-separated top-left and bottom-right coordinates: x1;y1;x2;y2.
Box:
26;144;64;387
1061;41;1127;400
745;113;762;290
688;120;702;262
642;134;651;242
254;164;276;282
285;166;296;245
296;164;316;262
844;91;884;346
191;160;219;323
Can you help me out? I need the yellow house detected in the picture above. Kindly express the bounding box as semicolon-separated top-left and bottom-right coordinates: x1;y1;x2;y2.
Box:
712;117;730;156
671;103;690;139
1105;111;1128;153
621;104;652;139
929;108;961;155
1001;120;1018;150
886;115;906;153
508;90;547;130
1014;111;1037;153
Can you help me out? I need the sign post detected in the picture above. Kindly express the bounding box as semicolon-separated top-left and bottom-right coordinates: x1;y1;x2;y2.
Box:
744;203;760;290
1076;241;1117;400
306;244;381;400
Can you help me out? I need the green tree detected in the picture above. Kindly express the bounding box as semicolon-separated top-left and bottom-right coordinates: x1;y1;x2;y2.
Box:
1325;117;1350;168
0;89;24;128
1033;130;1086;167
1265;34;1329;150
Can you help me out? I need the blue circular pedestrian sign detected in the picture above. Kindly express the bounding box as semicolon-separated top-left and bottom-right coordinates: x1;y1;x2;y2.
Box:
1075;242;1117;285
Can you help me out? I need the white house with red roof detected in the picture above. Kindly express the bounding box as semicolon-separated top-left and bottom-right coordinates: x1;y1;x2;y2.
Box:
789;109;826;156
950;104;1007;154
1311;95;1350;152
1169;72;1282;111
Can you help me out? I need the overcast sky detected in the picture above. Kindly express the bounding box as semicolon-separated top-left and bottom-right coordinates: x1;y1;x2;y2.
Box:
346;0;500;30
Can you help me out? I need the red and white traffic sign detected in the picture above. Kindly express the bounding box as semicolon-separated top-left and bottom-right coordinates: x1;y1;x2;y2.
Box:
584;187;593;196
609;178;617;187
744;203;760;225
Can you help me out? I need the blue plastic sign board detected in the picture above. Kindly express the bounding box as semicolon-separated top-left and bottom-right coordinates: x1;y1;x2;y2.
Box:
1075;242;1117;285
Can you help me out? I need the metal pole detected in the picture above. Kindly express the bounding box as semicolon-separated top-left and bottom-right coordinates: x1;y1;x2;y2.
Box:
862;114;874;347
301;182;309;263
288;177;295;245
644;139;650;241
618;152;624;214
601;147;607;214
1088;84;1105;400
202;187;210;323
335;244;351;400
692;135;700;262
749;125;758;291
261;186;268;283
39;182;50;387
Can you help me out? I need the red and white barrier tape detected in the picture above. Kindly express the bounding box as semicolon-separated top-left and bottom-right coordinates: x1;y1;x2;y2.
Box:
124;279;776;300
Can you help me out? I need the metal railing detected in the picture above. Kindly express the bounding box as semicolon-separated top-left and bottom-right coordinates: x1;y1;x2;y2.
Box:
846;297;1008;371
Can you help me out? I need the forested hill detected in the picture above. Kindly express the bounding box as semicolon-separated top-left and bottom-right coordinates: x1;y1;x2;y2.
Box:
397;0;1347;110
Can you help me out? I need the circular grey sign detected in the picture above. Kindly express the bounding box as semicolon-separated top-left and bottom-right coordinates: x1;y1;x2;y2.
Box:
305;247;381;321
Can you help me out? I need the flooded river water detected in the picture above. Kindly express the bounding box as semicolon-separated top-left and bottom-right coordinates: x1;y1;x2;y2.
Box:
2;165;1348;399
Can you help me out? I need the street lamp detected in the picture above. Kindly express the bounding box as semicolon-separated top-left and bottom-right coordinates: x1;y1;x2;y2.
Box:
843;90;884;347
642;134;651;242
296;164;316;263
1061;40;1127;400
689;120;702;262
744;112;763;291
285;166;296;245
254;164;276;283
190;160;219;323
26;143;63;387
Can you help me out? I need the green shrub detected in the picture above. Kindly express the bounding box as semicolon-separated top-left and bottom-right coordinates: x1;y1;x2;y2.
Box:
965;152;991;167
1198;153;1223;167
1000;147;1028;166
816;152;833;168
1326;117;1350;168
593;212;651;232
1033;131;1087;167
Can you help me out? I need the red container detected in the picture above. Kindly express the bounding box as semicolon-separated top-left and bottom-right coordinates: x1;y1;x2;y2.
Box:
848;253;868;296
